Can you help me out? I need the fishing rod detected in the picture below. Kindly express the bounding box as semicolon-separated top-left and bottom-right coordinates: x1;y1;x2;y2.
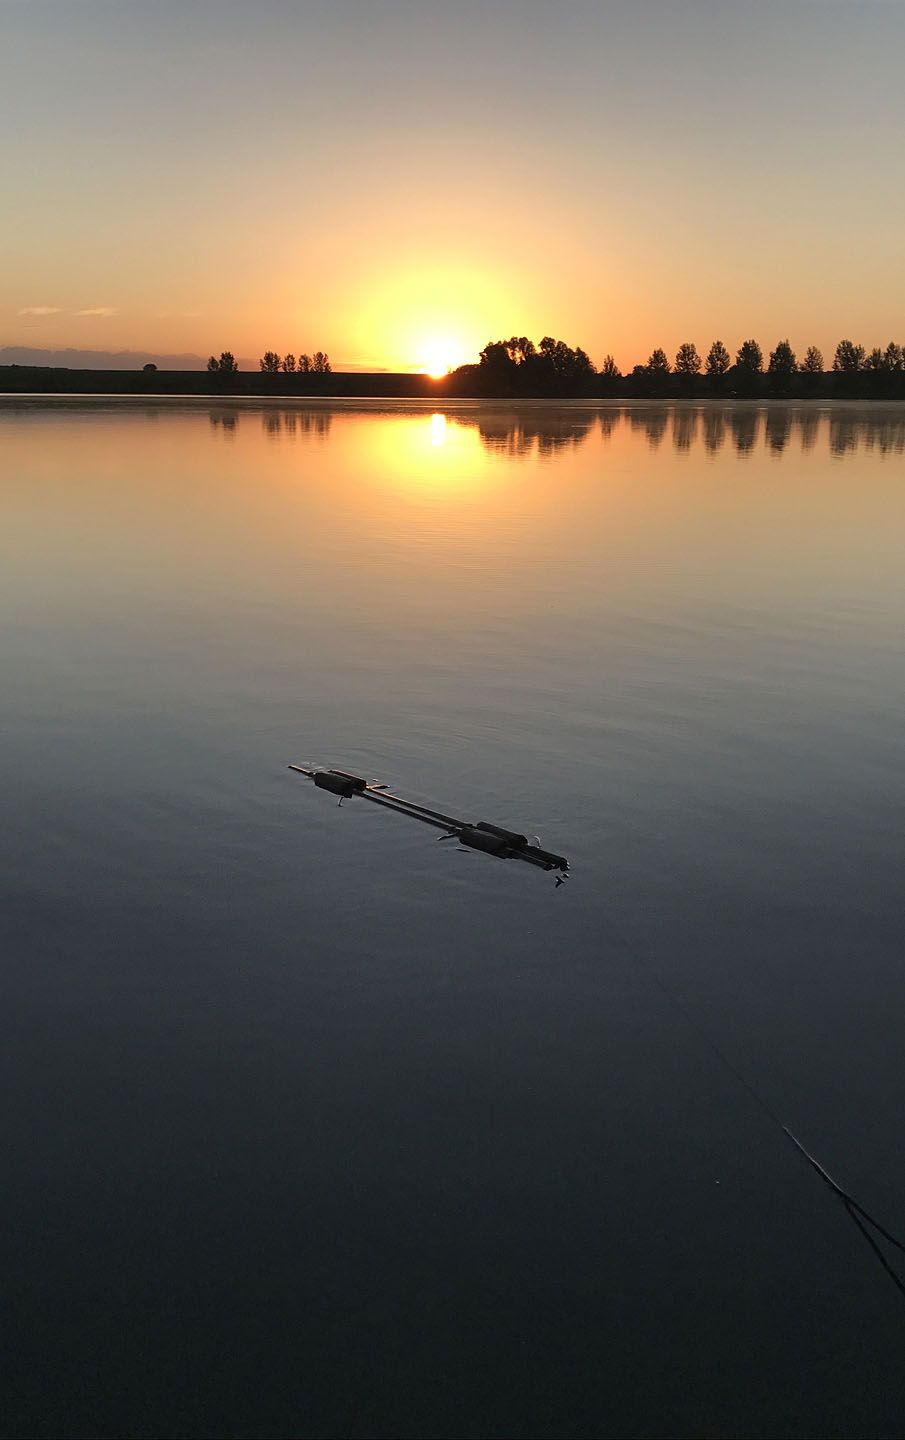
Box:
288;764;569;883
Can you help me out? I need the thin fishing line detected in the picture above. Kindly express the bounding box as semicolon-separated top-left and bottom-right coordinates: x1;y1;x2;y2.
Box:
599;911;905;1302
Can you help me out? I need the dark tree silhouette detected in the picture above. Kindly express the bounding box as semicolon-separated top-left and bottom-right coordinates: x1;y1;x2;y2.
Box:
706;339;731;380
260;351;281;373
282;353;296;373
599;353;621;395
644;347;670;395
833;339;865;372
768;339;797;393
142;362;157;373
298;354;311;373
801;345;823;374
468;335;595;396
207;352;238;375
311;351;332;374
735;339;763;373
675;342;701;376
883;342;903;371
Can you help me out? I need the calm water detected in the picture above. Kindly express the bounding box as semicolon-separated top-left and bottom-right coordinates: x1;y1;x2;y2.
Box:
4;399;905;1439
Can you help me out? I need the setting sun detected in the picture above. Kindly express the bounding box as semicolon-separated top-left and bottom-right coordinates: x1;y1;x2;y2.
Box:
421;338;467;378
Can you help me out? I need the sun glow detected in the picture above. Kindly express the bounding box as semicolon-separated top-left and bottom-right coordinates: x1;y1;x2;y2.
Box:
421;338;467;378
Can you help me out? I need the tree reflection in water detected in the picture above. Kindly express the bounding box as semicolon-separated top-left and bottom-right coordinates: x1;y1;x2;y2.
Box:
202;402;905;460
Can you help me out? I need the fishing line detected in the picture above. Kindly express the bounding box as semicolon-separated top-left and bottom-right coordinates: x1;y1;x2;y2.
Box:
289;762;905;1301
598;910;905;1305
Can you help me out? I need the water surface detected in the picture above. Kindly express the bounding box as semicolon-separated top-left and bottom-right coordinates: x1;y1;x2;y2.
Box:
3;400;905;1438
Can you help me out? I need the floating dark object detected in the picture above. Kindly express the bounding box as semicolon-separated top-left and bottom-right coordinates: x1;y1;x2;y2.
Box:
288;765;569;883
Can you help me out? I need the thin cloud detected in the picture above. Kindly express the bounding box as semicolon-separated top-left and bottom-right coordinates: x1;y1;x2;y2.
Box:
18;305;62;316
75;307;118;318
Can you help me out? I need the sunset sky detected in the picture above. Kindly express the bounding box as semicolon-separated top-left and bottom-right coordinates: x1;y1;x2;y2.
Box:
3;0;904;372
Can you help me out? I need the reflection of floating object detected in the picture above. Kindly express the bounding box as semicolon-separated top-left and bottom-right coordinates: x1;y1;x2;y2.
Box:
288;765;569;884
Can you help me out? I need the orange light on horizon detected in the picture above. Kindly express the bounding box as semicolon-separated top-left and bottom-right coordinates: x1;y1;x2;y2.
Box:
419;337;469;377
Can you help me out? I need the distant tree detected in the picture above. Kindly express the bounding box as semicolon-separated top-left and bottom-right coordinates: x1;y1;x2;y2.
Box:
735;339;763;373
207;352;238;377
768;339;797;392
142;362;157;373
646;347;670;375
833;339;865;372
282;353;296;373
260;351;281;373
538;336;595;386
599;354;621;379
801;346;823;374
644;347;670;395
506;336;537;365
476;335;593;394
298;354;312;373
675;342;701;377
865;347;885;372
883;342;903;372
705;339;731;380
312;351;332;374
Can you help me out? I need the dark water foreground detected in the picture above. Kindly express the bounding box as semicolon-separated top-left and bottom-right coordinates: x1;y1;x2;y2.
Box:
3;401;905;1438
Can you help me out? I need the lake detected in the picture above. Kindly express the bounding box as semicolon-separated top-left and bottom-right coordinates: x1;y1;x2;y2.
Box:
3;398;905;1438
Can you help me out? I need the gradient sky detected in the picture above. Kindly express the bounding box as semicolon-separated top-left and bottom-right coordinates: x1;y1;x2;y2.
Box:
2;0;904;371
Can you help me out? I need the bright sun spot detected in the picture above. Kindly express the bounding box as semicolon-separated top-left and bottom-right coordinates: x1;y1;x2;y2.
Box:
422;338;465;378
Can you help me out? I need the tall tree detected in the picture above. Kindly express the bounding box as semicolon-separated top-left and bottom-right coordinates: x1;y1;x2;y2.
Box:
801;345;823;374
646;347;670;374
312;351;332;374
705;339;731;379
883;342;903;371
282;353;296;373
298;354;312;373
735;339;763;373
260;351;281;373
675;342;701;376
768;339;797;391
833;339;865;372
599;354;620;379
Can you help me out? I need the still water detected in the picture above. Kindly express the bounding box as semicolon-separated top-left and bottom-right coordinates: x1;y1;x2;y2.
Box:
3;399;905;1438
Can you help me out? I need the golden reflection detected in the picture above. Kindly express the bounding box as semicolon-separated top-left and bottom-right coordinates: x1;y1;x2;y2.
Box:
361;411;492;501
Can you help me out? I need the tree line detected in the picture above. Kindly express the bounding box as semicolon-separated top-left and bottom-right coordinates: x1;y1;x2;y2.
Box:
449;335;905;398
205;350;332;375
259;351;331;374
619;337;905;396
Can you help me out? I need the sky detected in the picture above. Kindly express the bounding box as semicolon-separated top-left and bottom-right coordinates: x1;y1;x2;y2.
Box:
2;0;904;372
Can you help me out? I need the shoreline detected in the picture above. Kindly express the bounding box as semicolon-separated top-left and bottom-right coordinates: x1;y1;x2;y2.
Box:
2;392;904;411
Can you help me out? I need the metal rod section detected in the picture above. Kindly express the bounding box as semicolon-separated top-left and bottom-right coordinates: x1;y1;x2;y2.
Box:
364;788;463;829
288;765;569;877
358;789;453;832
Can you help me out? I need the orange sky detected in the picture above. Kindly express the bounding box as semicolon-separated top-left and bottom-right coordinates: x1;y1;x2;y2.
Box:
3;3;905;371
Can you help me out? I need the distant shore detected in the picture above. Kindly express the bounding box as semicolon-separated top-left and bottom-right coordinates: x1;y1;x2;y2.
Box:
3;365;905;402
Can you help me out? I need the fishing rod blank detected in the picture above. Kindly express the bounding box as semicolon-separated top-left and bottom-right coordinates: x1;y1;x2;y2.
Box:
288;765;569;880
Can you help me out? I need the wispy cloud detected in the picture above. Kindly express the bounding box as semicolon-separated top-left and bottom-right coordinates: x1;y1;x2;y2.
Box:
18;305;62;316
75;306;118;318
